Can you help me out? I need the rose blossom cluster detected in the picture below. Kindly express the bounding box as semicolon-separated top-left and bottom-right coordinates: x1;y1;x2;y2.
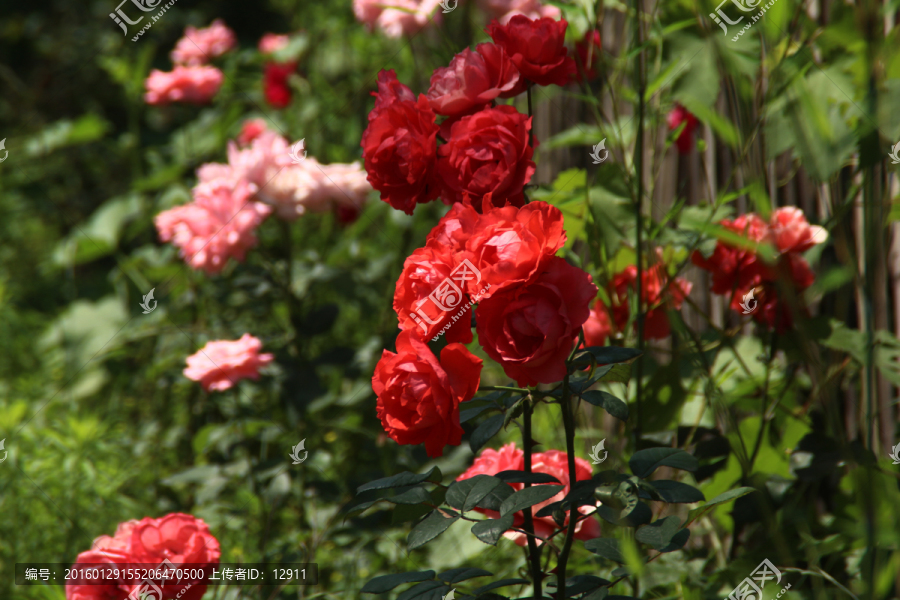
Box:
373;201;597;457
352;0;560;37
65;513;220;600
692;206;827;331
155;120;370;273
457;443;601;546
184;333;274;392
257;33;297;108
583;258;693;346
361;15;577;215
145;20;236;105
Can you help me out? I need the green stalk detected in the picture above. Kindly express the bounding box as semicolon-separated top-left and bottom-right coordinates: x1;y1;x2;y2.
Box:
555;374;577;600
522;400;543;599
632;0;647;443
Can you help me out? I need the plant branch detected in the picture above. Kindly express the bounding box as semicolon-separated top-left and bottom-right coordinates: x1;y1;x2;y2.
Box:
555;374;577;600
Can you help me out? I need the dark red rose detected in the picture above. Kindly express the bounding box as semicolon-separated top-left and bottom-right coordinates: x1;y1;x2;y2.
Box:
362;92;441;214
574;30;602;81
263;62;296;108
476;256;597;386
437;105;535;211
609;263;692;340
427;43;521;117
486;15;577;87
667;104;698;154
373;330;482;457
369;69;416;121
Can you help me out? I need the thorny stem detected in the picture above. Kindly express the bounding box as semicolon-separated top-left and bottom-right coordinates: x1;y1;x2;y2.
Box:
555;373;577;600
748;329;778;472
633;0;646;445
522;398;543;599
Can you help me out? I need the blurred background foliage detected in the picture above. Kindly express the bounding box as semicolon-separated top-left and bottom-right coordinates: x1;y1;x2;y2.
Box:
2;0;900;599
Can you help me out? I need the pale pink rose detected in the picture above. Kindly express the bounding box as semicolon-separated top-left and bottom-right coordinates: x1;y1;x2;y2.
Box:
768;207;827;254
144;66;224;105
184;334;274;391
258;33;291;54
478;0;561;24
171;19;237;66
196;162;235;185
226;130;293;187
154;178;271;274
258;157;371;220
317;161;373;212
354;0;444;38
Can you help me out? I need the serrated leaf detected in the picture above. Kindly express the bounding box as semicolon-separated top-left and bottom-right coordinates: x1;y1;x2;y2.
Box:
397;580;449;600
470;514;514;545
361;571;436;594
584;538;625;563
628;448;698;478
446;476;503;512
494;470;561;484
392;503;433;525
469;415;505;453
686;486;756;524
437;568;492;583
408;510;459;550
499;485;564;517
386;486;434;505
581;391;629;420
647;480;705;503
460;402;495;424
473;579;529;595
357;467;441;494
476;482;514;511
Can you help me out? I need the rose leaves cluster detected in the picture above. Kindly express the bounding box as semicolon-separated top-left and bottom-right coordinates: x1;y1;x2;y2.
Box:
361;15;579;215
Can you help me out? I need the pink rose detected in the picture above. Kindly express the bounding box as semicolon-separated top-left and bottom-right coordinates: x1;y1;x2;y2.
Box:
170;19;236;66
183;334;274;392
768;206;827;253
354;0;444;38
426;43;521;117
144;66;224;105
258;33;291;54
477;0;561;24
155;178;271;274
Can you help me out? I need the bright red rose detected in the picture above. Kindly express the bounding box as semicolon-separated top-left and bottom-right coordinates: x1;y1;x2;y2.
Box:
667;103;698;154
486;15;577;87
263;62;296;108
476;256;597;386
574;30;602;81
393;245;474;344
427;43;521;117
65;534;132;600
692;213;770;295
362;92;440;214
582;299;612;347
424;202;483;256
457;443;600;547
464;201;566;298
369;69;416;121
373;330;482;457
609;263;692;340
768;206;828;253
437;105;535;211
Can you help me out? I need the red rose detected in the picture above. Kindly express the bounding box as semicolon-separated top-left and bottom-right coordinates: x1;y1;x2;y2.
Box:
373;330;483;457
263;62;296;108
369;69;416;121
573;30;602;81
582;299;611;347
476;256;597;386
667;103;698;154
486;15;576;87
393;245;474;344
464;200;566;298
126;513;220;600
768;206;827;253
692;213;770;295
361;92;440;214
437;105;535;211
427;43;522;117
609;263;692;340
457;443;600;547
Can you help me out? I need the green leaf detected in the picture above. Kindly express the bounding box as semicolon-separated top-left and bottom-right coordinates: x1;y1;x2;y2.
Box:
437;568;492;583
581;391;629;421
500;485;564;517
647;480;705;503
446;475;503;512
584;538;625;563
473;579;529;595
686;486;756;524
408;510;459;550
460;402;496;424
469;414;505;453
361;571;436;593
392;503;433;525
476;482;514;511
628;448;698;478
577;346;642;365
602;362;634;384
542;126;605;150
397;581;449;600
357;467;442;494
385;486;434;505
494;470;561;484
470;514;514;545
634;516;690;552
594;479;640;520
